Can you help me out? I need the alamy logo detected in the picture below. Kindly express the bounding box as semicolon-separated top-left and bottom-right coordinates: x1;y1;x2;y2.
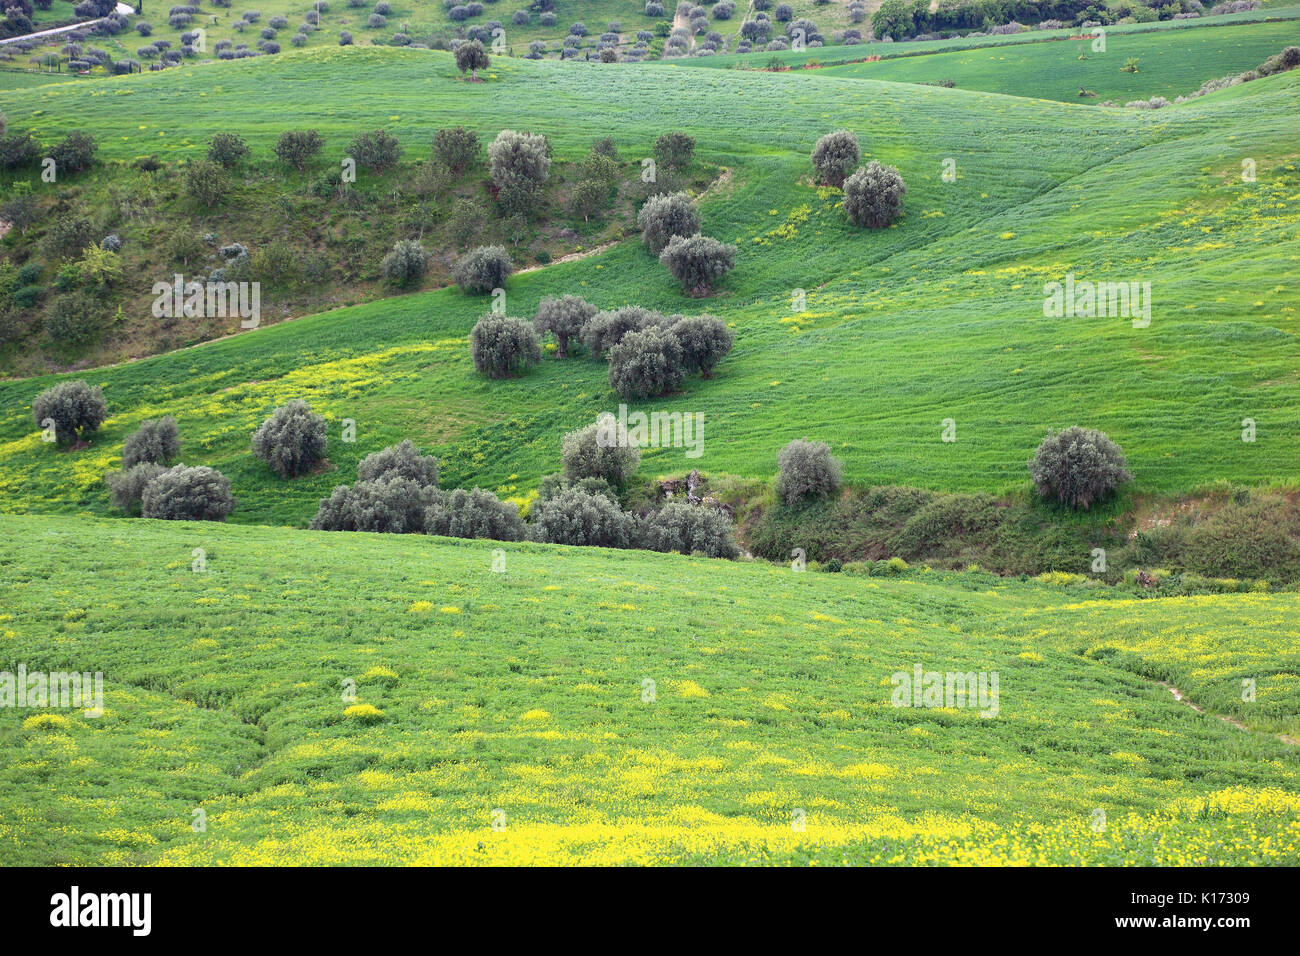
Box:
50;886;151;936
1042;273;1151;328
152;274;261;329
0;664;102;717
890;664;999;718
595;405;704;459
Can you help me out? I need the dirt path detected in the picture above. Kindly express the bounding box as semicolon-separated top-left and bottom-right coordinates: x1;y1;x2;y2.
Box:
516;240;620;275
671;8;697;53
1158;680;1298;747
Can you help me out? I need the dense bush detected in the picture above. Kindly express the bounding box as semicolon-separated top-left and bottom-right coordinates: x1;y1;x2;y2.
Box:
455;38;490;77
339;30;353;43
580;305;664;357
843;160;906;228
122;416;181;467
1181;501;1300;581
470;314;541;377
488;129;549;214
453;245;513;294
207;131;250;168
106;462;166;515
607;326;686;399
185;159;226;207
658;234;736;296
425;487;527;541
49;131;96;174
274;129;324;170
654;130;695;169
380;239;429;286
529;487;638;548
670;314;733;377
251;399;328;478
357;438;439;487
141;465;236;521
561;417;640;487
0;130;42;170
811;129;860;188
1028;426;1131;510
32;380;107;445
637;191;700;255
433;126;478;172
535;294;596;358
347;128;402;172
642;501;739;558
777;438;844;505
44;293;104;348
310;476;435;533
42;215;94;261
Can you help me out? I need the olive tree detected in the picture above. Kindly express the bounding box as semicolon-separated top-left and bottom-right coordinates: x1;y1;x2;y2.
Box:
641;501;739;558
310;475;435;533
357;439;439;487
122;416;181;467
528;486;638;548
424;487;526;541
380;239;429;286
1028;426;1132;510
636;191;700;255
670;314;733;377
607;326;686;399
843;160;906;228
32;380;107;446
658;234;736;296
811;129;860;188
535;294;596;358
251;399;328;478
106;462;166;515
433;126;478;172
470;314;541;378
455;38;490;78
776;438;844;505
561;416;640;487
579;305;665;357
453;245;513;293
141;465;236;521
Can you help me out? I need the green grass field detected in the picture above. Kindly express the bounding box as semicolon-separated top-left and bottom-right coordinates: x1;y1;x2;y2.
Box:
0;514;1295;865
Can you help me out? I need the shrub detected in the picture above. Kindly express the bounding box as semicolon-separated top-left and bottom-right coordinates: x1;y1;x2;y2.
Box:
136;20;152;34
561;417;640;486
42;215;95;261
72;245;123;290
1028;426;1131;510
140;465;235;521
425;487;527;540
580;305;663;357
487;128;550;194
811;129;860;188
776;438;843;505
185;159;226;207
32;380;107;445
358;438;439;486
122;416;181;467
535;294;596;358
380;239;429;286
106;462;166;515
0;131;41;170
433;126;478;172
339;30;353;43
843;160;906;228
670;314;733;377
453;245;513;293
654;130;695;169
774;2;791;19
637;191;700;255
529;487;638;547
274;129;323;171
608;326;686;399
455;38;490;77
1181;501;1300;581
368;12;385;25
251;399;328;478
44;292;104;348
207;131;250;168
347;128;402;172
470;314;541;378
512;8;528;23
49;131;96;174
642;501;739;558
658;234;736;296
310;476;435;532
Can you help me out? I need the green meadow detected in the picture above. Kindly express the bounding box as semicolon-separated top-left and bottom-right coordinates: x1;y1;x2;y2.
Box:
0;514;1296;865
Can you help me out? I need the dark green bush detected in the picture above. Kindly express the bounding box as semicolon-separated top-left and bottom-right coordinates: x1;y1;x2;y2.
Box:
424;487;527;541
641;501;739;558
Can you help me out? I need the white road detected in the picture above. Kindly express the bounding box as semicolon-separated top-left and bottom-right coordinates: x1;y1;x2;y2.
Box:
0;3;135;47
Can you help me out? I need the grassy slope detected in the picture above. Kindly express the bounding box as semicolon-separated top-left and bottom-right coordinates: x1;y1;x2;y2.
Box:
0;513;1295;865
1;47;1296;525
816;18;1300;102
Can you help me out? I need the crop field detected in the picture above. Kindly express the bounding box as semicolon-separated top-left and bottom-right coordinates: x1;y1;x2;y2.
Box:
0;0;1296;884
0;514;1296;865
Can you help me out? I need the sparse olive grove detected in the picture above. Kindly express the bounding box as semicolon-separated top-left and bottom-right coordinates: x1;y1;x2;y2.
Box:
843;160;907;229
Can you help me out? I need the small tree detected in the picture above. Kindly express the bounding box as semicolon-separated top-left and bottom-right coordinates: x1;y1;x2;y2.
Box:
659;234;736;296
32;380;107;446
49;132;97;175
185;159;226;208
141;465;236;521
843;160;906;228
274;129;324;171
455;38;490;78
528;486;638;548
607;326;686;400
811;129;859;188
433;126;478;172
251;399;328;478
357;438;439;487
207;132;251;168
453;245;513;293
642;501;739;558
310;476;436;533
561;417;640;487
44;293;105;349
776;438;843;505
122;416;181;467
1028;426;1132;510
580;305;664;357
670;314;733;377
488;129;550;215
380;239;429;286
347;128;402;172
470;314;541;378
106;462;166;515
424;487;527;541
637;191;700;255
654;130;695;169
535;294;596;358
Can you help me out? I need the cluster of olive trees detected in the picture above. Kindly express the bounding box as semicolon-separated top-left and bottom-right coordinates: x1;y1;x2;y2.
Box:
811;130;907;229
636;191;736;295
